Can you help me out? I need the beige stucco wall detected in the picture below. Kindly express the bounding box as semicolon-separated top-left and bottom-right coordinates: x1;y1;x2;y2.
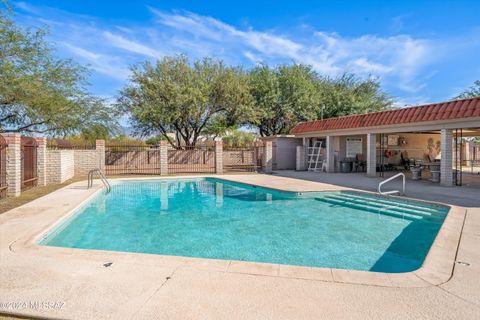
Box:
46;150;75;184
272;138;303;170
329;132;440;170
338;135;368;160
380;133;441;164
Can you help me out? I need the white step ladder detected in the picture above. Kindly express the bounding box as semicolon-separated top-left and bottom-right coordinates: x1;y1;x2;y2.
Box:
307;141;323;172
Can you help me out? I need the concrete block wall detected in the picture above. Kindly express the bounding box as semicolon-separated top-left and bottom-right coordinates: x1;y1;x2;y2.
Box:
46;150;75;184
73;140;105;176
1;136;109;198
74;150;101;176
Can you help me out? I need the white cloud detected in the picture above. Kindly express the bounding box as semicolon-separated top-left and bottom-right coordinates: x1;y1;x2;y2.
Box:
148;10;435;91
15;4;448;99
62;43;129;79
103;31;163;59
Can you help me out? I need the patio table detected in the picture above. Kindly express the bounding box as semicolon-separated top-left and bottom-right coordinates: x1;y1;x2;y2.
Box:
422;161;440;170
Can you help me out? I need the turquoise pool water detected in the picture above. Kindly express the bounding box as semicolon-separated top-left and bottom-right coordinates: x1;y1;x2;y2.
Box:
40;178;449;272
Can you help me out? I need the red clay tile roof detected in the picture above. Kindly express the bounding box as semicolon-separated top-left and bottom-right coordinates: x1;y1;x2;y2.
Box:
290;96;480;134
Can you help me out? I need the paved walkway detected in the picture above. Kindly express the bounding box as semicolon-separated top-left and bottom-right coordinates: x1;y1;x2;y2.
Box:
0;175;479;319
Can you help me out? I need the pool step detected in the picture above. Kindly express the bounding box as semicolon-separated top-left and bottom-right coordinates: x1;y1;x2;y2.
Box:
324;194;447;219
315;196;444;223
340;193;446;215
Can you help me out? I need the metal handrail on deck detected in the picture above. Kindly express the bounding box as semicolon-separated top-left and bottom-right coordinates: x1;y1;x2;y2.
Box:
378;172;405;196
87;169;111;193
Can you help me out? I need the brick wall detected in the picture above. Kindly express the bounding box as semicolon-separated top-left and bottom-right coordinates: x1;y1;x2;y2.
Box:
215;141;223;174
73;140;105;176
46;150;75;184
2;134;21;197
74;150;102;176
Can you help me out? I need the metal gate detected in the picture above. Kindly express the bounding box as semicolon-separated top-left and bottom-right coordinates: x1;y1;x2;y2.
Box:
21;136;38;190
0;135;7;198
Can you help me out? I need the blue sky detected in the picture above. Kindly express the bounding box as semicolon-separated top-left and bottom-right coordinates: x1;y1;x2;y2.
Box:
12;0;480;107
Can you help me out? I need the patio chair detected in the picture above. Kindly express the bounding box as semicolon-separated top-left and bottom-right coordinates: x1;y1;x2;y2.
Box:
399;151;410;170
353;153;366;172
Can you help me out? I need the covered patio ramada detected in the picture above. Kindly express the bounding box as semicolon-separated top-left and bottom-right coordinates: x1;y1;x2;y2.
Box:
290;96;480;187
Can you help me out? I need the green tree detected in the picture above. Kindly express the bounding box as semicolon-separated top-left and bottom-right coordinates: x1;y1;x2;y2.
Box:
0;4;117;135
118;55;255;149
145;135;175;146
248;65;391;136
249;64;320;136
318;74;392;119
223;130;256;148
455;80;480;99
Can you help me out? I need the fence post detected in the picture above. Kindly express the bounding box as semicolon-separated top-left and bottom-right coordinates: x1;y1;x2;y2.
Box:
96;140;105;174
215;140;223;174
3;134;21;197
263;141;273;174
35;137;47;186
160;140;168;175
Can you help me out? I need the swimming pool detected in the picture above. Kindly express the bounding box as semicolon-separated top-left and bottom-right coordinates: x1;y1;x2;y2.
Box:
40;178;449;273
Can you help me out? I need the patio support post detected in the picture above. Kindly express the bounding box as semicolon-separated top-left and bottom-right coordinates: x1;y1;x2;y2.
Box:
35;137;47;187
159;140;168;176
296;138;308;171
215;140;223;174
295;145;306;171
95;140;105;174
3;133;21;197
367;133;377;177
326;136;335;172
302;138;308;170
440;129;454;186
263;140;273;174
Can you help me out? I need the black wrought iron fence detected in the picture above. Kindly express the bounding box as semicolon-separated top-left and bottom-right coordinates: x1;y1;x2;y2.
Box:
223;142;263;172
106;145;161;175
168;145;215;173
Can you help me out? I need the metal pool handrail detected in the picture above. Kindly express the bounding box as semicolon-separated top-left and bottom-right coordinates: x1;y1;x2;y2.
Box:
87;169;111;193
378;172;405;196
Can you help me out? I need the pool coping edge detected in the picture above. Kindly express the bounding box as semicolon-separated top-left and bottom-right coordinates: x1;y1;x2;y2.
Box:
7;174;467;289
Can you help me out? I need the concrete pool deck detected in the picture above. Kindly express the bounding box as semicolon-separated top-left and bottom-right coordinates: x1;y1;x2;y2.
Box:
0;174;479;319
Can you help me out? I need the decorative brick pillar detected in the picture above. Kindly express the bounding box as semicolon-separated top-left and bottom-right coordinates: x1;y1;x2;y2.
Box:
95;140;105;174
35;137;47;186
215;140;223;174
440;129;453;187
263;140;273;174
366;133;377;177
3;134;21;197
159;140;168;176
